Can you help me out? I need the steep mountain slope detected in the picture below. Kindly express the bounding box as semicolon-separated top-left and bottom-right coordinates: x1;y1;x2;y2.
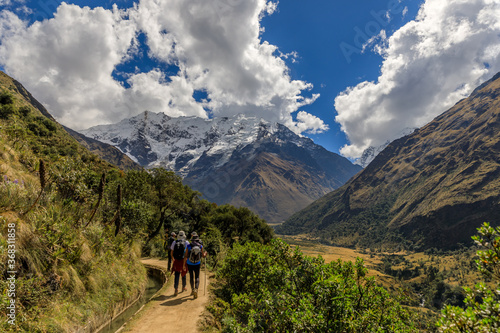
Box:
0;71;114;170
63;125;141;171
81;112;361;222
0;71;148;332
278;72;500;249
0;71;139;171
9;75;56;121
183;126;358;223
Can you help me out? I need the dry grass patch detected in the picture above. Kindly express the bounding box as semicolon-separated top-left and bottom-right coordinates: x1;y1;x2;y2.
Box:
279;235;390;283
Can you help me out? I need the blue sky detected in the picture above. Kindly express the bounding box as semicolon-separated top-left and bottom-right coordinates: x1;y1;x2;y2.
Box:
260;0;423;152
1;0;499;158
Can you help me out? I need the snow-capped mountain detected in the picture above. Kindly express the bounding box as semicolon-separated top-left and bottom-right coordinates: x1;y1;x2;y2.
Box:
81;111;362;223
354;128;417;168
82;111;277;175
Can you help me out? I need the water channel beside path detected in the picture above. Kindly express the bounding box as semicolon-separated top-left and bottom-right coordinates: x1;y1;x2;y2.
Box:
97;270;164;333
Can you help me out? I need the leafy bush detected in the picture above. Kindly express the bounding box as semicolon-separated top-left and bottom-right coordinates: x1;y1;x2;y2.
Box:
27;122;50;137
209;239;417;332
0;104;16;119
437;223;500;332
26;117;57;135
0;90;13;105
19;106;31;117
41;118;57;132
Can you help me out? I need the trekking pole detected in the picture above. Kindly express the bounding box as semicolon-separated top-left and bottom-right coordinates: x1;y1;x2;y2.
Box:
204;257;207;296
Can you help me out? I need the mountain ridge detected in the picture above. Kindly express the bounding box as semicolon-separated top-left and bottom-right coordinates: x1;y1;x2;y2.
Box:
278;72;500;249
63;125;141;171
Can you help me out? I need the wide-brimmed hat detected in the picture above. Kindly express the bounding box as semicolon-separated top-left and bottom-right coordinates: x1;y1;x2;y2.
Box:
177;230;186;240
171;232;176;236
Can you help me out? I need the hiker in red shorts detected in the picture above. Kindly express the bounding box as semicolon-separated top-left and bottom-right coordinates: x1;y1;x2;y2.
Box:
170;230;189;296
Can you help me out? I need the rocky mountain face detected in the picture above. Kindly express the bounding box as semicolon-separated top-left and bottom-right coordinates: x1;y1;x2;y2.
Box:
278;72;500;249
81;112;361;223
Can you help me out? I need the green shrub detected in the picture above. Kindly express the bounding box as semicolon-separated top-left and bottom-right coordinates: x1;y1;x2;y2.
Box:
210;239;417;332
27;122;50;137
58;144;78;157
437;223;500;332
0;104;16;119
202;204;274;246
0;91;14;105
42;118;57;132
19;106;31;117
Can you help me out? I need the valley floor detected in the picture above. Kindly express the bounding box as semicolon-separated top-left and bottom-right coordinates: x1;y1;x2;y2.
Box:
121;258;210;333
279;235;482;290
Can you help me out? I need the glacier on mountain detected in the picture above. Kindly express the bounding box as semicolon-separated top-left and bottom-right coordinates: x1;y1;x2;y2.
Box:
81;111;303;176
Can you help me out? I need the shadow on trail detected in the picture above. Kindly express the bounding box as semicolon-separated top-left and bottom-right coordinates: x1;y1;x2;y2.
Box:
151;295;170;301
160;294;194;307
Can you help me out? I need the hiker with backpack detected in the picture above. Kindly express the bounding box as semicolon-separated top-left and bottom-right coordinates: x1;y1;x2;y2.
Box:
170;230;189;296
190;231;203;246
186;232;206;299
166;231;176;271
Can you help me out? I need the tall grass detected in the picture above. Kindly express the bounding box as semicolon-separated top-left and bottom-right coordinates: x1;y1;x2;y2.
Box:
0;152;146;332
0;197;147;332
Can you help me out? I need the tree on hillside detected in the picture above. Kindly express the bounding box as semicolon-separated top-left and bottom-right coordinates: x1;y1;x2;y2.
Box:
202;204;274;245
147;168;195;242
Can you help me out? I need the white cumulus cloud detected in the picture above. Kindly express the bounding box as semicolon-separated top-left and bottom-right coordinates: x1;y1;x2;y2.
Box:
288;111;329;135
0;0;327;134
0;4;140;127
335;0;500;158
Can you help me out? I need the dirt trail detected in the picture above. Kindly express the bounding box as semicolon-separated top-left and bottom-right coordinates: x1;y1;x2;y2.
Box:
122;258;210;333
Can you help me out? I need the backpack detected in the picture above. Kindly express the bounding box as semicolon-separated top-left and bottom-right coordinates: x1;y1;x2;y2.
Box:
173;240;186;260
189;241;202;264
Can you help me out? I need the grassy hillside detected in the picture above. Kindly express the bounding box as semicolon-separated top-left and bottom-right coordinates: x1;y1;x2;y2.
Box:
0;71;117;169
0;72;148;331
1;71;140;171
278;73;500;250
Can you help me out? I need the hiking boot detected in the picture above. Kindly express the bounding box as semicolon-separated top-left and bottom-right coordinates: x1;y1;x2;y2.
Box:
174;289;178;297
182;287;188;292
190;289;195;296
193;288;198;299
